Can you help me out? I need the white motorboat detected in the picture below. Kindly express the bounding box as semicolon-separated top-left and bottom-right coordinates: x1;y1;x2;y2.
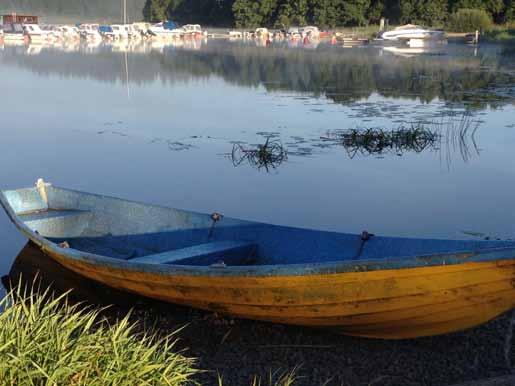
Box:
148;21;183;39
40;25;63;42
255;28;269;39
59;25;80;41
23;24;52;43
79;24;102;41
110;25;130;40
132;22;151;38
380;24;445;41
228;30;243;39
182;24;203;38
301;26;320;39
3;23;26;42
287;27;301;39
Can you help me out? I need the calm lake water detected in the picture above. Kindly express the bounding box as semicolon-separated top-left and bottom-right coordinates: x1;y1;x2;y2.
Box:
1;39;515;278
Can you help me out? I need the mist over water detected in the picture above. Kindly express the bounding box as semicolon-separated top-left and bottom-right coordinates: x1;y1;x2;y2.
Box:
1;0;146;23
1;39;515;276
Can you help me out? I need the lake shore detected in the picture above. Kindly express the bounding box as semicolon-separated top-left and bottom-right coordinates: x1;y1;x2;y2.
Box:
4;243;515;386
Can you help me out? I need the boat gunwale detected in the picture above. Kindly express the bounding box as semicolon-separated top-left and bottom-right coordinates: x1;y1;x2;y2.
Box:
2;186;515;278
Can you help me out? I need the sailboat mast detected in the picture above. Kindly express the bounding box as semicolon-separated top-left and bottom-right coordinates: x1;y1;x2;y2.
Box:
123;0;127;24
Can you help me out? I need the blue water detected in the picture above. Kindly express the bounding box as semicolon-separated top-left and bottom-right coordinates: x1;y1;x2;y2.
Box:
1;39;515;276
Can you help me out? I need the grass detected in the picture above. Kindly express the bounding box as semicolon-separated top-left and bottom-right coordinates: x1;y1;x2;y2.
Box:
0;282;198;386
333;25;382;39
0;282;307;386
483;23;515;43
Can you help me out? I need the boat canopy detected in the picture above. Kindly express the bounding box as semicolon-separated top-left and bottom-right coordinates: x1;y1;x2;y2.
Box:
99;25;113;33
163;21;178;30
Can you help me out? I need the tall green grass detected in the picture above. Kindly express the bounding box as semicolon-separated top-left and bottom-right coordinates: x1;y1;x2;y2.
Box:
446;8;493;32
483;23;515;43
0;283;198;386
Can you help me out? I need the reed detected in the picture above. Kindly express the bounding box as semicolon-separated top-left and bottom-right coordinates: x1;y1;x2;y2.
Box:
322;125;441;159
231;137;288;171
0;282;198;386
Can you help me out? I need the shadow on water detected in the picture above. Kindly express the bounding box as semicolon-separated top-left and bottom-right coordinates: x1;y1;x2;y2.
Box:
2;242;515;386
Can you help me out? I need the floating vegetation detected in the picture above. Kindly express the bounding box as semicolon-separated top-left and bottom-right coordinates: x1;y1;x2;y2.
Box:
318;112;481;167
231;137;288;172
167;141;195;151
321;126;441;159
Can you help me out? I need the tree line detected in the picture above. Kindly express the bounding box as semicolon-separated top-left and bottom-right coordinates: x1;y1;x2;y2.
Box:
6;0;514;27
143;0;515;28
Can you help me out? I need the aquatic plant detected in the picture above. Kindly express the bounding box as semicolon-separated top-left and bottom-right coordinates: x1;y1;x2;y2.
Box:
322;112;480;166
437;112;480;168
323;125;441;159
0;283;198;386
231;137;288;171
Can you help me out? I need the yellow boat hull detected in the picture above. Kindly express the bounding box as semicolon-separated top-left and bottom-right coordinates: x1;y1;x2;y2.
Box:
46;248;515;339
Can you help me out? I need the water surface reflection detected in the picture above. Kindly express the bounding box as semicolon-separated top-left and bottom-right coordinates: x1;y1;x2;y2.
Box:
1;39;515;279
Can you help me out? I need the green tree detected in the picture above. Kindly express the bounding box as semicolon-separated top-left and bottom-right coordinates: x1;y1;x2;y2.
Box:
506;0;515;21
417;0;448;25
451;0;505;21
367;0;385;24
400;0;447;25
232;0;277;27
275;0;309;27
341;0;371;26
311;0;342;27
143;0;170;21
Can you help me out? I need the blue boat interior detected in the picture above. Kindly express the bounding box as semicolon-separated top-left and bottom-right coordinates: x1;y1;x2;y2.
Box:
3;185;515;267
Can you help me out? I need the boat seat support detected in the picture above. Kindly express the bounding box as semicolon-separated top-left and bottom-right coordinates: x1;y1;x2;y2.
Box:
129;240;257;266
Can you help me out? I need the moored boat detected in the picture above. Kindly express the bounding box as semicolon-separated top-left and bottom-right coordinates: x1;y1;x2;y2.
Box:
23;24;53;43
182;24;203;38
380;24;445;41
148;21;183;39
79;24;102;41
1;179;514;339
107;24;129;40
3;23;27;43
255;28;269;40
301;26;320;39
58;25;80;41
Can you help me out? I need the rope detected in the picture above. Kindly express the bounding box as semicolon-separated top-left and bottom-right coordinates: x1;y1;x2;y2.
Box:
353;231;374;260
207;212;223;240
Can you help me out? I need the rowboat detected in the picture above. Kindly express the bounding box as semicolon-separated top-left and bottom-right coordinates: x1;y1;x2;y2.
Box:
1;179;514;339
